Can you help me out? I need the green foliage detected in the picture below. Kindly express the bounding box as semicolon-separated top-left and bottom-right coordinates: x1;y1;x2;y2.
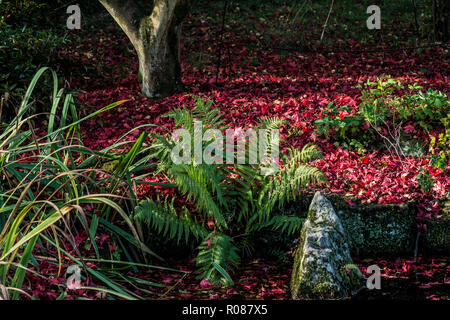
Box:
315;77;449;156
0;68;168;299
314;102;371;154
134;197;208;245
315;103;363;137
170;164;229;227
417;154;447;194
0;1;48;25
359;77;449;131
0;1;74;27
265;215;305;237
313;77;448;194
259;145;327;211
194;233;239;286
134;97;327;286
402;140;427;158
430;115;450;161
0;24;69;121
358;77;448;193
416;122;448;193
190;0;443;56
416;168;433;193
0;25;68;81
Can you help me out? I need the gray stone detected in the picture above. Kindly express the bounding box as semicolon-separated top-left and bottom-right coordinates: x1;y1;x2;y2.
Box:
291;192;365;299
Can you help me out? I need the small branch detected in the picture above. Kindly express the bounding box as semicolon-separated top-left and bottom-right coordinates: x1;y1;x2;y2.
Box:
320;0;335;42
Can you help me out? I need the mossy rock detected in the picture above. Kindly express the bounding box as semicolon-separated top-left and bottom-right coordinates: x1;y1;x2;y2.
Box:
425;210;450;253
338;203;416;255
279;192;449;256
290;192;365;299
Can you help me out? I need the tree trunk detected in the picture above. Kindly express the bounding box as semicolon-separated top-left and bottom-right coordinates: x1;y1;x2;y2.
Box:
99;0;189;98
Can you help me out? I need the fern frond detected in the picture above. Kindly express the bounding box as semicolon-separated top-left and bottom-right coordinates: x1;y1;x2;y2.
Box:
257;117;287;130
297;144;323;164
162;107;193;129
146;133;175;175
257;143;327;218
134;198;208;245
265;215;304;236
192;97;227;130
165;96;227;132
170;164;229;227
194;233;239;286
263;164;327;210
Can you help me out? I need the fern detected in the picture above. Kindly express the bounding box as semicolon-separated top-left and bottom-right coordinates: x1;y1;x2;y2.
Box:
257;117;287;131
163;96;227;133
146;133;174;176
194;233;239;286
163;107;194;129
134;97;328;286
265;215;305;237
261;144;327;211
170;164;229;228
134;197;208;245
292;144;323;164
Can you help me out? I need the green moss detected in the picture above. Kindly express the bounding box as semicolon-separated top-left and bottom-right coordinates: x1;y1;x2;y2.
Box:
281;193;423;256
339;203;416;255
275;193;449;259
425;213;450;252
139;16;156;44
137;69;143;85
291;193;365;299
290;224;307;298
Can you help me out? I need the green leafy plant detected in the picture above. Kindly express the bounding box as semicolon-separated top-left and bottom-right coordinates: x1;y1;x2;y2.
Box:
417;153;447;194
416;168;433;193
314;102;370;154
430;115;450;161
134;97;327;286
359;77;449;131
315;77;449;157
0;68;175;299
0;24;69;122
315;103;364;138
358;77;448;193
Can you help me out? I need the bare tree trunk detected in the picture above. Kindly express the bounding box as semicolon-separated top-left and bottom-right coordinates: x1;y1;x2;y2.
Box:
99;0;189;98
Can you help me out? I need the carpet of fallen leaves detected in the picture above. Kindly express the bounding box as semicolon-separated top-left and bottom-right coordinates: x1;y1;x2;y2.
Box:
26;5;449;300
66;10;449;210
131;257;450;300
27;251;450;300
159;257;450;300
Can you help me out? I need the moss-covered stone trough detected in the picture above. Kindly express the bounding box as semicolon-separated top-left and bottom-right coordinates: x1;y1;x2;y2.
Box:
279;193;450;256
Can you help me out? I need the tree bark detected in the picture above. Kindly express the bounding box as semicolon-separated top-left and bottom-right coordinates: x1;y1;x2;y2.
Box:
99;0;189;98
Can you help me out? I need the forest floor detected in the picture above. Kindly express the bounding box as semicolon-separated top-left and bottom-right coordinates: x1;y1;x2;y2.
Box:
23;1;449;300
29;255;449;300
66;4;449;208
